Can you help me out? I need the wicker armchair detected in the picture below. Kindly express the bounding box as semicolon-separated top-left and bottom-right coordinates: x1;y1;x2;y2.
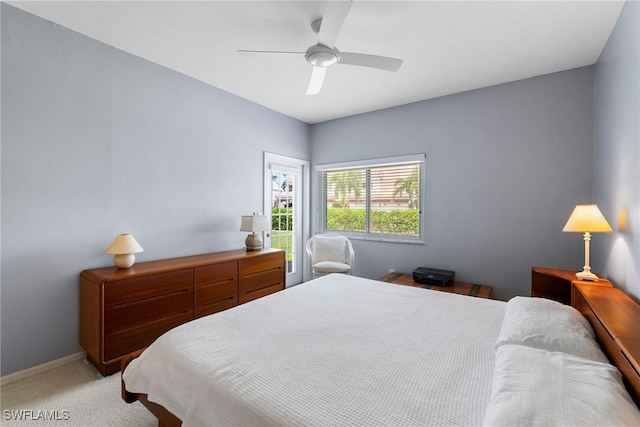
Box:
305;234;355;279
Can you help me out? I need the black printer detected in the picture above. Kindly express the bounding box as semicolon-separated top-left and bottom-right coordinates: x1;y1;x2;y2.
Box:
412;267;455;287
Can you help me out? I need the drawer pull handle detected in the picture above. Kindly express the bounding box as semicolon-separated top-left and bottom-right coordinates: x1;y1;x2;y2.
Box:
243;281;282;295
106;309;191;336
243;267;282;278
201;296;235;308
110;288;191;308
198;277;235;289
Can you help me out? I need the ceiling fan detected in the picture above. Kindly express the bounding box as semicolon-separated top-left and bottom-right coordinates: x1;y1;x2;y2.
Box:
237;0;403;95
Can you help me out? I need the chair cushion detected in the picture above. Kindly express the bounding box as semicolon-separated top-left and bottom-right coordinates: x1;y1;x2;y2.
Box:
313;261;351;273
313;236;348;264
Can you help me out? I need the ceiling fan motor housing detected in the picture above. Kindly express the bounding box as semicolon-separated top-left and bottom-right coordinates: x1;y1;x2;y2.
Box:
305;45;339;67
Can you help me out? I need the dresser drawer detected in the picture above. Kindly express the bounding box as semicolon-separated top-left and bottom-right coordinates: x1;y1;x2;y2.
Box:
239;282;284;304
104;286;193;335
239;267;283;297
104;309;193;361
103;269;194;362
239;252;285;304
195;262;238;318
240;251;284;276
196;261;237;284
104;269;193;306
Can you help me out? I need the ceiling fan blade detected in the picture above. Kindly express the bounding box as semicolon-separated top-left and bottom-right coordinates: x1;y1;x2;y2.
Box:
317;0;353;49
338;52;403;72
237;49;304;57
306;67;327;96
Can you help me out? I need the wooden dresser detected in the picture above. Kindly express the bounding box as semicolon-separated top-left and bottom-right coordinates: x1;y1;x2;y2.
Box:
80;248;285;375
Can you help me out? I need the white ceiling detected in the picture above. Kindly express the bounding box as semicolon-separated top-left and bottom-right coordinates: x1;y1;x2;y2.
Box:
9;1;625;124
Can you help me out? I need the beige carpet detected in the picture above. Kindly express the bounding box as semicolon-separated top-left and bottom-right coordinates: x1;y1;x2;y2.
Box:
1;359;157;426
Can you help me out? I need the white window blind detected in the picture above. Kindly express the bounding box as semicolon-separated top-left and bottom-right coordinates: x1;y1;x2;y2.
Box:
316;154;425;243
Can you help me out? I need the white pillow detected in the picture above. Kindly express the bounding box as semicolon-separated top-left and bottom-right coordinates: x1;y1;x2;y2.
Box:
483;344;640;427
495;296;608;363
312;236;347;264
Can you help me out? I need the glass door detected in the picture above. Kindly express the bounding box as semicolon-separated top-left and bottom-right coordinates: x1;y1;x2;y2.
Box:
264;153;309;287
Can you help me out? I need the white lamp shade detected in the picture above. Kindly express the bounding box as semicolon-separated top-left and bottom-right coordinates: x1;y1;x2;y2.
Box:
240;215;269;232
105;233;144;255
562;204;613;233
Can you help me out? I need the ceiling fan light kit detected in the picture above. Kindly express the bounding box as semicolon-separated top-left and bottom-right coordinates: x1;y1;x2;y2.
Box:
237;0;402;95
305;45;339;67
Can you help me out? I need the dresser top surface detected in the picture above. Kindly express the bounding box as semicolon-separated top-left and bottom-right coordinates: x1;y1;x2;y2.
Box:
82;248;283;281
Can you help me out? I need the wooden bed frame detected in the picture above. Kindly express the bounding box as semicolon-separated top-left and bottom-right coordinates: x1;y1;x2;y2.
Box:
122;283;640;427
121;349;182;427
572;283;640;406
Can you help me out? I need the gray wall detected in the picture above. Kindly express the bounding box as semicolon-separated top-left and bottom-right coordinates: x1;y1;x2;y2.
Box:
311;67;596;301
1;5;309;376
2;2;637;377
593;0;640;300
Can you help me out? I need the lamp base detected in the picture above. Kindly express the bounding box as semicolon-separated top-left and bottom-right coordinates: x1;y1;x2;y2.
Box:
245;232;263;252
113;253;135;268
576;269;599;282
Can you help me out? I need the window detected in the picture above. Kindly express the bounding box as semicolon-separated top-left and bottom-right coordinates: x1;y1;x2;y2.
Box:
316;154;425;243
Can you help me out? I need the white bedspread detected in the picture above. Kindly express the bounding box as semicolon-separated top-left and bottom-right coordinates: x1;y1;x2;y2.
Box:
123;274;505;426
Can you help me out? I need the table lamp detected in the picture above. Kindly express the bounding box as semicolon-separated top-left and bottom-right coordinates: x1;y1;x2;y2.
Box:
240;214;269;251
105;233;144;268
562;204;612;281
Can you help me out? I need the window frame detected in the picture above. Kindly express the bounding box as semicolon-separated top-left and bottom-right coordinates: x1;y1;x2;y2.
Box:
315;154;426;245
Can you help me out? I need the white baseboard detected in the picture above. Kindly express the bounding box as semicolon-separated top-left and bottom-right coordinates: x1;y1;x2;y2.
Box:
0;351;87;387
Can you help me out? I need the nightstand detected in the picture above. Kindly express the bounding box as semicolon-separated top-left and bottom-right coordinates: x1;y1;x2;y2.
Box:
380;273;493;299
531;267;612;305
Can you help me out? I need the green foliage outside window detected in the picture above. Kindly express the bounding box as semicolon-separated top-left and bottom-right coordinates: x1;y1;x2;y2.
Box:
271;207;419;236
327;208;420;236
271;208;293;262
326;208;366;232
272;208;293;231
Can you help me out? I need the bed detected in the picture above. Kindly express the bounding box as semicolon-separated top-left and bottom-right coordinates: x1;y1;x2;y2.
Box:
121;274;640;426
